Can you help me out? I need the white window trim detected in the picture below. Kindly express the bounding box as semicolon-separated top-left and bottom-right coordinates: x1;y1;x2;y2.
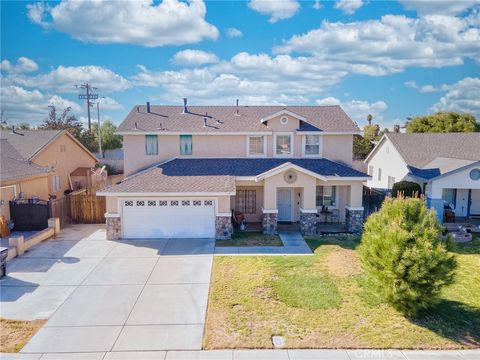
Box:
315;185;339;209
246;135;267;157
52;175;61;192
273;132;294;158
301;134;323;157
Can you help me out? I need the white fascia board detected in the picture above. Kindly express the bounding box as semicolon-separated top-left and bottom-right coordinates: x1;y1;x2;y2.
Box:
117;131;272;136
261;109;307;123
255;162;328;181
235;176;258;181
323;176;371;181
96;191;236;197
296;131;360;135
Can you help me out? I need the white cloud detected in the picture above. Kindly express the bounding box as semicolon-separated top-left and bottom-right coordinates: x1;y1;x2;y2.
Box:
334;0;364;15
171;49;219;66
3;62;130;93
98;97;123;110
27;0;219;47
226;27;243;38
248;0;300;23
0;57;39;73
313;1;322;10
399;0;479;16
316;96;388;123
0;85;82;123
275;14;480;75
419;84;439;93
431;77;480;117
404;80;418;89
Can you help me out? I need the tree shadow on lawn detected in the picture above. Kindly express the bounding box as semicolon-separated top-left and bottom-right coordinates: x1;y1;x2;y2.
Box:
450;234;480;254
305;235;361;252
410;299;480;346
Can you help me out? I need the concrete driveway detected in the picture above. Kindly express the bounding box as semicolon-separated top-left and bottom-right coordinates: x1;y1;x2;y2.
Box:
0;225;215;353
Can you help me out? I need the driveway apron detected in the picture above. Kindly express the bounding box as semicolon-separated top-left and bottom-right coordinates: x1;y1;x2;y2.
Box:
0;225;215;353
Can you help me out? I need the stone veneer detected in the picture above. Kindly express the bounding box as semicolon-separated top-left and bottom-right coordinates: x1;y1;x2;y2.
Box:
215;216;233;240
262;212;278;235
300;212;317;236
345;208;364;233
106;214;121;240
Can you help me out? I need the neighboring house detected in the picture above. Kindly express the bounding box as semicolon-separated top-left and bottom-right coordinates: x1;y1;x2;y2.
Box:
0;139;50;221
365;132;480;222
0;129;98;221
98;102;370;240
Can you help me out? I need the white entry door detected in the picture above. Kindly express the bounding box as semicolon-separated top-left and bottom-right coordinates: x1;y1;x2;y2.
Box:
470;190;480;215
277;188;293;221
122;199;215;239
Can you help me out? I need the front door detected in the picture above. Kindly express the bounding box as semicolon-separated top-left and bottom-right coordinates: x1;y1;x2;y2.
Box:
277;188;292;221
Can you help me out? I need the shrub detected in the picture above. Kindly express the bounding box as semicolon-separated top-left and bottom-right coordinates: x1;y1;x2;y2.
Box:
358;197;456;316
392;181;422;197
95;162;114;175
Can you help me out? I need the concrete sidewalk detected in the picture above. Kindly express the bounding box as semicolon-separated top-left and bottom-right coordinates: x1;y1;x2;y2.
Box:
2;349;478;359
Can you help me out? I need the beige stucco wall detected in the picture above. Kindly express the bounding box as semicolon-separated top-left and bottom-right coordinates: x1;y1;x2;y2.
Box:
264;170;316;210
0;175;50;221
33;133;96;198
322;135;353;165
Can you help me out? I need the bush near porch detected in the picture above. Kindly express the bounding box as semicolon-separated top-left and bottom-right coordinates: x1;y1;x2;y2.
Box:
204;235;480;349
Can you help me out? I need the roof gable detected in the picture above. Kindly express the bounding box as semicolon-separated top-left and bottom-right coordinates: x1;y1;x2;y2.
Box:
260;109;307;123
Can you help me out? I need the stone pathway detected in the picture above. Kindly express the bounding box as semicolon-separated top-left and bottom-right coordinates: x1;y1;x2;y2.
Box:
2;348;478;359
214;231;312;256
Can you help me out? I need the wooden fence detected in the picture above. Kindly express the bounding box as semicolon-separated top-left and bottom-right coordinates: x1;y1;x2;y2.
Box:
68;194;106;224
49;197;69;227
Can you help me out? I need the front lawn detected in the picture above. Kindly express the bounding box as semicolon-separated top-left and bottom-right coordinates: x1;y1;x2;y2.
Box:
204;235;480;349
0;318;45;353
216;231;283;247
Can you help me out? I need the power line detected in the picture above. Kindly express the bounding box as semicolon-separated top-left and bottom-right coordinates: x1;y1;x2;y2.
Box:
75;83;98;130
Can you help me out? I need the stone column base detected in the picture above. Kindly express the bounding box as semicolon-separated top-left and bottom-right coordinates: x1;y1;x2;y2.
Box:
105;213;121;240
300;210;318;236
262;210;278;235
215;216;233;240
345;207;364;234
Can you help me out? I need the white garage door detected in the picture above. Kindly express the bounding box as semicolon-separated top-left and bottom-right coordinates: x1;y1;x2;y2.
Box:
122;199;215;239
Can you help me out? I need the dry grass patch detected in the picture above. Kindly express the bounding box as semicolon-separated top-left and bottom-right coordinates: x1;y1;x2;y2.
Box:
204;235;480;349
216;231;283;247
0;318;45;353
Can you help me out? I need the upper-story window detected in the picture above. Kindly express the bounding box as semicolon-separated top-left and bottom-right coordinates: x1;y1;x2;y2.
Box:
304;135;320;156
368;165;373;176
248;135;265;156
145;135;158;155
275;133;292;157
180;135;192;155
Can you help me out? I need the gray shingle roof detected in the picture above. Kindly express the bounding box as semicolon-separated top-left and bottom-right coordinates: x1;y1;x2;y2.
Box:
386;133;480;168
100;158;368;195
1;129;62;160
117;105;359;133
0;139;49;182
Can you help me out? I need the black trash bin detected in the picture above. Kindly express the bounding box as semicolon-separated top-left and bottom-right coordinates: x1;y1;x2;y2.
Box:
0;247;8;278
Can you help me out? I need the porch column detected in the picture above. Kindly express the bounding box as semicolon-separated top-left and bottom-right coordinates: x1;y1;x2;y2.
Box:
105;213;121;240
262;209;278;235
346;183;364;233
427;181;444;223
300;208;318;236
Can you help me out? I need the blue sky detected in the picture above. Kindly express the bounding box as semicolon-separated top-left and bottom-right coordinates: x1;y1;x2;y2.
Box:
1;0;479;130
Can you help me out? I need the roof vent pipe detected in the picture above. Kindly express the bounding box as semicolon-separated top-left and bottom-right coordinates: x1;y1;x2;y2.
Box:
203;117;207;127
235;98;240;116
183;98;188;113
146;102;151;113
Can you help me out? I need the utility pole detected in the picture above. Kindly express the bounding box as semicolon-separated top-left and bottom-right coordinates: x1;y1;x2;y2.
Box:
96;98;104;158
75;83;98;130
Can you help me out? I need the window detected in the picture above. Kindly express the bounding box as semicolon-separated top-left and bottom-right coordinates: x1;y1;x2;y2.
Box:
204;200;213;206
248;136;265;156
235;190;256;214
124;200;133;207
304;135;320;155
180;135;192;155
52;175;61;192
136;201;145;206
182;200;190;206
378;168;382;181
388;176;395;189
442;189;456;207
193;200;201;206
368;165;373;176
159;201;167;206
145;135;158;155
316;186;337;207
275;134;292;156
170;200;179;206
147;200;156;206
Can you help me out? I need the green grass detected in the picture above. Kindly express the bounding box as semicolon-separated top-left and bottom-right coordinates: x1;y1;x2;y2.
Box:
216;231;283;247
204;235;480;349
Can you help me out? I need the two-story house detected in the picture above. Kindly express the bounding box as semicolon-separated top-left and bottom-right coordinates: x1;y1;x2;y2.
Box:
98;101;370;240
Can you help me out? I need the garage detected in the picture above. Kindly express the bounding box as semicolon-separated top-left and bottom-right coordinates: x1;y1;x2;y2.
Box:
122;199;215;239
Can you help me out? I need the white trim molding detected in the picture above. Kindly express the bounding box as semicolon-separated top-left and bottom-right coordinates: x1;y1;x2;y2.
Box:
256;162;328;182
300;208;318;214
301;134;323;158
117;131;273;136
262;208;278;214
246;135;267;157
104;212;120;218
97;191;236;197
261;109;307;123
273;132;294;158
345;206;364;211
